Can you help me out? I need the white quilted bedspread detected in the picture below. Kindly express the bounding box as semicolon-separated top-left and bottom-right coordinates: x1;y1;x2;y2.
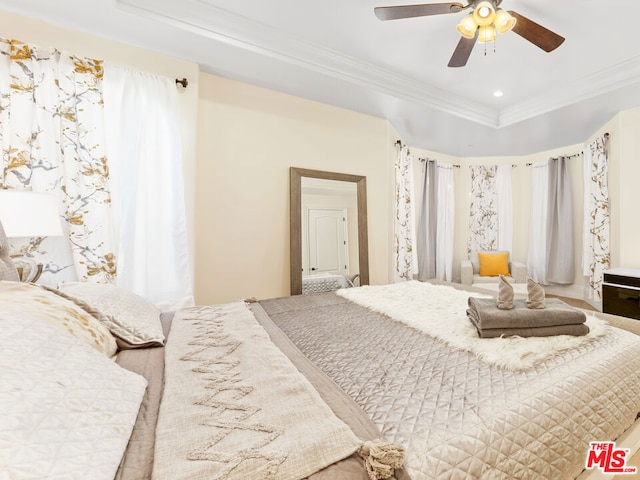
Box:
0;308;147;479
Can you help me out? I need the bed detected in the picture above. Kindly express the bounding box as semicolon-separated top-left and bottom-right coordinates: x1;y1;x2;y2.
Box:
3;225;640;479
302;272;357;294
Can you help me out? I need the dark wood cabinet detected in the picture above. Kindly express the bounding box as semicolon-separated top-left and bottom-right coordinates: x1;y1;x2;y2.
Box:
603;268;640;320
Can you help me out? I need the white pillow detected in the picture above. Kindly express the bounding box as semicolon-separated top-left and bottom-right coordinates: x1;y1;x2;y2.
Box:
0;281;117;357
58;282;165;349
0;307;147;479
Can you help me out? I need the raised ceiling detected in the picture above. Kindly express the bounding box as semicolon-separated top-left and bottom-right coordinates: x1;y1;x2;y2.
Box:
1;0;639;156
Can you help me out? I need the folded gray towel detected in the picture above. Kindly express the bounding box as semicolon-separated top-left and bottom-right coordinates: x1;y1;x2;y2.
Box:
526;277;545;309
465;315;590;338
497;274;514;310
467;297;587;330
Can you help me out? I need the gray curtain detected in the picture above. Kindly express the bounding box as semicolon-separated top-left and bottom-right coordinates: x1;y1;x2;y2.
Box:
546;156;574;284
417;161;437;281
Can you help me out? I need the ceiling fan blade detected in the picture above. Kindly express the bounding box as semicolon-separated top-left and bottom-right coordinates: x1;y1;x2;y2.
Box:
448;33;477;67
508;11;565;53
375;3;466;21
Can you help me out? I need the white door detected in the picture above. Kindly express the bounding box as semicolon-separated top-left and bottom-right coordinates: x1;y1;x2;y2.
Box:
307;208;348;275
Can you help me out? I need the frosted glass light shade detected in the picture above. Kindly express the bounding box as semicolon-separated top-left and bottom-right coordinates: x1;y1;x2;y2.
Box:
456;14;478;39
494;9;517;34
473;1;495;27
478;25;496;43
0;190;63;238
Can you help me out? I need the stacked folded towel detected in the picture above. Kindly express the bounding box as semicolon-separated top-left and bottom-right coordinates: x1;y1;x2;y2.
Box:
467;297;589;338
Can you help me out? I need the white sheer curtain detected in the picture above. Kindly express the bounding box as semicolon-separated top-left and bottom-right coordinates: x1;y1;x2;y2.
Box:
103;65;193;310
394;146;418;282
435;162;455;281
495;164;513;253
527;161;549;284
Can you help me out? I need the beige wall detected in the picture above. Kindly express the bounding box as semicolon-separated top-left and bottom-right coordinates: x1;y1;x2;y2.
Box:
3;8;639;305
195;73;396;304
617;109;640;269
409;109;640;301
586;107;640;272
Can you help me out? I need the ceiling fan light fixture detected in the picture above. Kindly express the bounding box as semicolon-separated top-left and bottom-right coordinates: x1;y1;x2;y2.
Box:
477;25;496;43
494;9;517;34
456;14;478;39
473;1;495;27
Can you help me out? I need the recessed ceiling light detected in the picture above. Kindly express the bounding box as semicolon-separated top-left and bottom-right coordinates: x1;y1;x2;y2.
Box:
494;91;504;97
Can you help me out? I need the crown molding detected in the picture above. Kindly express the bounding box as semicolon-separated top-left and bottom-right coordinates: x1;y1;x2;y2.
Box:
499;55;640;127
117;0;498;127
117;0;640;131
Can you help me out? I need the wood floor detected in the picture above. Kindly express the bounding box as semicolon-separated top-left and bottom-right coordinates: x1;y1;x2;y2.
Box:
545;294;598;312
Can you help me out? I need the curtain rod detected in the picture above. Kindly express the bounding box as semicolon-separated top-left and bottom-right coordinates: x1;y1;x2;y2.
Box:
525;154;580;167
175;77;188;88
396;133;610;169
419;157;461;168
395;140;461;168
467;164;518;168
524;132;609;166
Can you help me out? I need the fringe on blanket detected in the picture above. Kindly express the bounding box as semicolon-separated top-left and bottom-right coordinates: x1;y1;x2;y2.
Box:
359;438;406;480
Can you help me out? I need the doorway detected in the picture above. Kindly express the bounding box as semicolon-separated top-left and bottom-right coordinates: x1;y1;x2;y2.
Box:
305;207;349;276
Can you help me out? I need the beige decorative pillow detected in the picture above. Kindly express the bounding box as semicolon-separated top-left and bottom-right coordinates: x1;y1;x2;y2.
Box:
0;281;117;357
57;282;165;349
0;222;19;282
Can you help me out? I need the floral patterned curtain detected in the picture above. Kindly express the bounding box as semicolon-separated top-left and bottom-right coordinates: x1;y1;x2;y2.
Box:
468;165;499;253
394;145;417;282
0;38;116;285
467;165;512;254
582;135;610;300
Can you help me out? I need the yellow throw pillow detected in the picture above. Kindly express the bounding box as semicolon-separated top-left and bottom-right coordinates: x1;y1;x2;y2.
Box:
478;252;511;277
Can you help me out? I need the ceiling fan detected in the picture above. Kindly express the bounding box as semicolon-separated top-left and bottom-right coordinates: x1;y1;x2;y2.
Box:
374;1;565;67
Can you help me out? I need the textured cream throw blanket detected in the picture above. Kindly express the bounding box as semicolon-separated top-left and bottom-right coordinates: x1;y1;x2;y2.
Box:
338;281;609;371
152;302;401;480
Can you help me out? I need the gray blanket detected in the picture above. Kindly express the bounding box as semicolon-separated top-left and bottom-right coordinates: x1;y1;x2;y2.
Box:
467;297;589;337
114;313;173;480
467;319;590;338
467;297;587;329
